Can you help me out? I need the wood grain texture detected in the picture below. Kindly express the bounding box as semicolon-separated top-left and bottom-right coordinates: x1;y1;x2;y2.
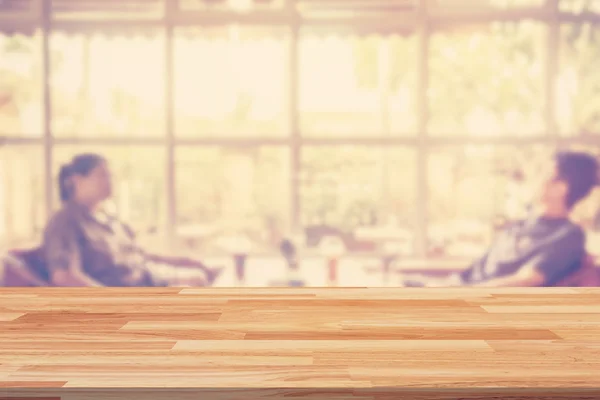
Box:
1;288;600;399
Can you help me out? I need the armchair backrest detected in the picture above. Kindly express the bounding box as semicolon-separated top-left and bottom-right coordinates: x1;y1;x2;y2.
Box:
555;255;600;287
11;247;49;281
2;247;50;287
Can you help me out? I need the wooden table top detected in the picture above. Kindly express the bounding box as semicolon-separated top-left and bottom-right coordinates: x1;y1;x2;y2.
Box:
1;287;600;399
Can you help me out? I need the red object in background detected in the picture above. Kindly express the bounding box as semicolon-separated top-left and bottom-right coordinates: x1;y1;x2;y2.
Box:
350;240;376;252
0;93;12;109
328;257;338;284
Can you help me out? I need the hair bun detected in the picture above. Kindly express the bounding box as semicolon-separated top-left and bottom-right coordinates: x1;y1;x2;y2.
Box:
59;162;72;175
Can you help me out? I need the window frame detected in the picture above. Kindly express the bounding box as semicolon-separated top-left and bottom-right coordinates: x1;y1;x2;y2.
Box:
2;0;599;257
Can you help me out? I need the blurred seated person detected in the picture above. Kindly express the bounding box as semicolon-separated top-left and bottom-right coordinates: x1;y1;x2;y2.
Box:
402;151;598;288
43;153;223;287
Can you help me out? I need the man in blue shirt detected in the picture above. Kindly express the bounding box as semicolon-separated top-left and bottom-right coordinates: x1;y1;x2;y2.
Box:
403;151;598;287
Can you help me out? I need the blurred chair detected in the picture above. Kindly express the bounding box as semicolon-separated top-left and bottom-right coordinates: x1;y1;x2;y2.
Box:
1;247;50;287
388;254;600;287
1;247;216;287
555;255;600;287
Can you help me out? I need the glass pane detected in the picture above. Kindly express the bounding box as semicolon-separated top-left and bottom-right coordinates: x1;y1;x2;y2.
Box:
388;34;419;135
0;145;45;248
0;32;42;137
50;31;165;138
431;0;546;12
560;0;600;13
556;24;600;136
175;146;290;253
179;0;284;11
296;0;418;18
52;146;166;240
427;145;552;257
174;26;288;138
300;146;416;254
51;0;164;19
428;21;545;137
300;32;417;137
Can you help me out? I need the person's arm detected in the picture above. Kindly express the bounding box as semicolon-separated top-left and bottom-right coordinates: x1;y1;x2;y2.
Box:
119;221;222;285
399;250;489;287
469;268;544;287
118;221;209;270
45;218;103;287
470;227;586;288
145;252;214;272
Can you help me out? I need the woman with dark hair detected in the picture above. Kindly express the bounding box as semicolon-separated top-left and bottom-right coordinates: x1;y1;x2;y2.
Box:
43;153;221;287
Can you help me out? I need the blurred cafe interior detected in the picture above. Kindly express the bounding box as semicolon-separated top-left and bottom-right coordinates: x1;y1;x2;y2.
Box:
1;0;600;287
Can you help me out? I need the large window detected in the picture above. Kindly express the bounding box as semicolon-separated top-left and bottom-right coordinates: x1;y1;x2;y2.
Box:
0;146;44;247
0;32;42;137
175;146;290;252
560;0;600;13
428;21;545;137
174;26;289;138
556;23;600;136
50;30;165;138
1;0;600;260
299;31;418;136
300;146;416;253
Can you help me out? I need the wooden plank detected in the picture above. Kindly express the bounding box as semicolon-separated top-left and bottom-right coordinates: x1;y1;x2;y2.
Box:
0;288;599;395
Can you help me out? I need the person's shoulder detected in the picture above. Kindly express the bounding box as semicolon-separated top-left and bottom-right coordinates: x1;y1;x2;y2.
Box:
552;220;586;248
44;205;78;234
564;220;586;239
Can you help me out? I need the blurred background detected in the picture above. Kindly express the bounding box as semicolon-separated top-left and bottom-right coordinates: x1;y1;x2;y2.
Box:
1;0;600;286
